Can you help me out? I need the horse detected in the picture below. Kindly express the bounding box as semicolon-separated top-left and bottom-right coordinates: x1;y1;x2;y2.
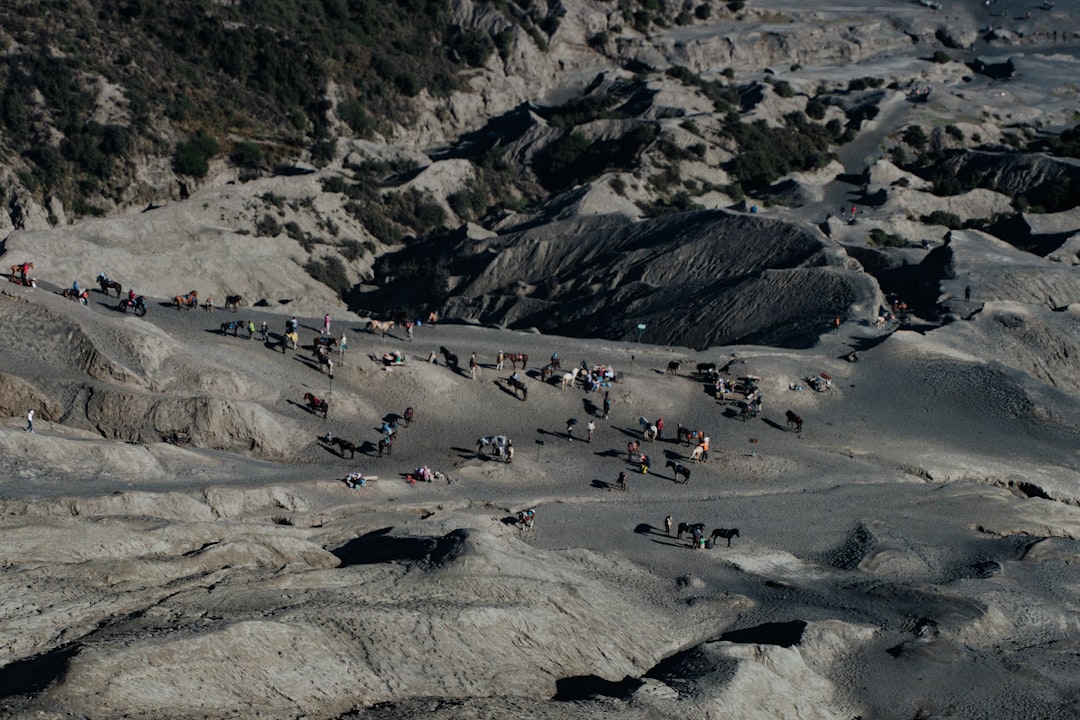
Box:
540;363;561;381
303;392;329;417
378;435;394;457
710;528;740;547
98;277;122;297
403;407;415;426
312;336;337;357
785;410;803;433
427;311;439;326
505;352;528;370
118;295;148;316
220;320;240;336
331;437;356;458
318;354;334;375
367;319;395;336
279;331;299;353
696;362;716;375
9;261;31;277
666;460;691;483
666;360;681;375
174;290;198;309
677;424;703;446
638;417;657;441
224;295;242;311
677;522;705;540
616;471;628;492
690;445;705;463
507;376;528;401
439;346;459;370
61;288;88;304
560;369;578;390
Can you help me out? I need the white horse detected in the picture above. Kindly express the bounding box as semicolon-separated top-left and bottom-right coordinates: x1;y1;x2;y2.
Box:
561;369;578;390
639;416;658;441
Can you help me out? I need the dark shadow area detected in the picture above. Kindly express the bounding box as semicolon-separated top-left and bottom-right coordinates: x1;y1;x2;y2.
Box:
0;644;80;699
762;418;785;432
591;479;613;490
553;674;643;702
634;523;654;535
332;528;469;568
583;398;598;416
719;620;807;648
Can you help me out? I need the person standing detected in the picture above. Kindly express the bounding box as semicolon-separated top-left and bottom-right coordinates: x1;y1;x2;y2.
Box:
247;320;256;339
406;322;413;341
339;333;347;366
586;419;595;443
655;417;664;439
323;313;331;335
470;352;479;380
25;409;34;432
496;351;505;371
566;419;575;442
833;314;841;334
260;321;269;343
665;515;673;536
964;285;971;302
602;391;611;419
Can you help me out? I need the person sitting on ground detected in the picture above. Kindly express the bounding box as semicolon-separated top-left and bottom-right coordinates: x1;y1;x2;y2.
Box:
639;453;650;474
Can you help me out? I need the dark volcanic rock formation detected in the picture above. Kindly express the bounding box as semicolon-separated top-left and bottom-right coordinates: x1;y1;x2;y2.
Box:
364;209;878;350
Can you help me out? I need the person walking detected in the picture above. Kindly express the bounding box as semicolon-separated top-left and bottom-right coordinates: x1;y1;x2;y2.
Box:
260;321;269;343
339;333;347;366
602;391;611;419
833;314;841;334
247;320;256;339
470;352;479;380
665;515;673;536
567;419;576;442
586;419;595;443
964;285;971;302
25;409;34;432
323;313;331;335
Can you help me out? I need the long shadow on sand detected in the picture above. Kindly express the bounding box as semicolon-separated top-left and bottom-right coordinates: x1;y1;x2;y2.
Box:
762;418;786;433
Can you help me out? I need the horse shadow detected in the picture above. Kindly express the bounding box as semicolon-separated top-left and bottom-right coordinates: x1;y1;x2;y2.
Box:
382;412;402;425
591;479;613;491
721;407;741;420
650;537;689;548
597;448;621;459
662;448;683;460
493;380;519;399
763;418;786;432
357;440;378;457
636;523;674;537
500;515;520;526
451;445;479;460
614;426;644;440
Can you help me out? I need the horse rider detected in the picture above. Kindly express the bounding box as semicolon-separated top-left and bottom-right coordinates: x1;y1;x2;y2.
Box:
510;371;520;383
127;288;136;305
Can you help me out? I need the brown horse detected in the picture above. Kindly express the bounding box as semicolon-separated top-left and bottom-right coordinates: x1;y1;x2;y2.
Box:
505;352;528;370
174;290;198;309
785;410;803;433
331;437;356;458
98;276;122;297
303;392;329;417
224;294;242;311
378;435;394;457
9;261;32;277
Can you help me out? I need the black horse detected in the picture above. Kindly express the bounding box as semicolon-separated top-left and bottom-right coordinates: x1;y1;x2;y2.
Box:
507;376;528;401
666;460;691;483
331;437;357;458
677;522;705;540
220;320;240;336
118;295;147;316
98;276;122;297
439;346;459;370
710;528;740;547
224;294;242;311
